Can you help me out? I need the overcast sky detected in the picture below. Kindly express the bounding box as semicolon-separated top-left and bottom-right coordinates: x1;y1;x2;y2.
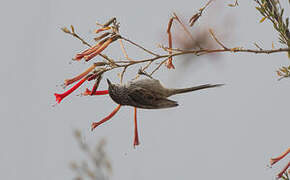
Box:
1;0;289;180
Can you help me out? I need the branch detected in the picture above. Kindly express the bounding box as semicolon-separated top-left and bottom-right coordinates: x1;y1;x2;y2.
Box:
209;29;229;50
61;25;115;63
58;15;290;103
189;0;214;27
120;36;159;56
96;47;289;68
118;39;134;61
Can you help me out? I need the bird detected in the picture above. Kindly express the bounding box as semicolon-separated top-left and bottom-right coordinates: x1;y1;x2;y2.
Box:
106;78;224;109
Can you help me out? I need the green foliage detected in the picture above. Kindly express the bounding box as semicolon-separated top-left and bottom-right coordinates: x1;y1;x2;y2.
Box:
255;0;289;47
255;0;290;79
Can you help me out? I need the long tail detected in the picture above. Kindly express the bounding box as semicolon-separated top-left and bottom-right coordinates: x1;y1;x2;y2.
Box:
170;84;224;96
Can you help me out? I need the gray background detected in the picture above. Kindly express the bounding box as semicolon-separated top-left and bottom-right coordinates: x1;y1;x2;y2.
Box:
1;0;289;179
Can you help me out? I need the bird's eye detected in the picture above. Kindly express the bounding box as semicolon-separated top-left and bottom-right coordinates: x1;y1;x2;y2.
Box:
146;95;154;100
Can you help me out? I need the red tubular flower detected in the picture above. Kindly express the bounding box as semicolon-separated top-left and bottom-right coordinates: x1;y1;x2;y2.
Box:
81;88;109;96
166;18;175;69
165;58;175;69
91;104;122;131
277;161;290;179
270;148;290;166
54;76;89;103
84;38;113;62
133;107;140;147
73;43;102;61
64;63;97;86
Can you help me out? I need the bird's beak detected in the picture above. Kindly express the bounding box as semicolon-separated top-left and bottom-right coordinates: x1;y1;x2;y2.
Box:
106;78;112;86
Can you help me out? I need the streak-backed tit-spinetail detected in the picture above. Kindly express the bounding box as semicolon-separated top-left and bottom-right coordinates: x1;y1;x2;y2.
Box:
107;78;224;109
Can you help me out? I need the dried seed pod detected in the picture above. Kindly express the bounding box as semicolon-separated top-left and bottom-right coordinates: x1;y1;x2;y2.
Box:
94;32;111;42
103;17;116;27
189;13;201;27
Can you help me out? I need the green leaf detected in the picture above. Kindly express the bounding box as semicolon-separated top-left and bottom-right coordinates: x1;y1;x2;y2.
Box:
256;7;263;13
280;9;284;17
260;16;267;23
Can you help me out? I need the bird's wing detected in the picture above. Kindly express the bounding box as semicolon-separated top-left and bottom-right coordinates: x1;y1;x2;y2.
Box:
127;86;178;109
130;79;164;90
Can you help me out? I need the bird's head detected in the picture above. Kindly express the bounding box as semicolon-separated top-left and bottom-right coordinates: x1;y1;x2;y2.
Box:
106;78;125;105
107;78;119;94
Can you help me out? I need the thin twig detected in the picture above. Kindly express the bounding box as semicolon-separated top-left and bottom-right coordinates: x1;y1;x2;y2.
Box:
133;61;154;80
150;59;168;76
254;42;263;50
120;66;128;84
120;36;159;56
118;39;134;61
160;44;183;53
166;17;174;69
200;0;214;12
209;29;229;50
72;32;92;47
173;12;194;41
110;47;290;65
142;60;153;72
62;26;115;64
